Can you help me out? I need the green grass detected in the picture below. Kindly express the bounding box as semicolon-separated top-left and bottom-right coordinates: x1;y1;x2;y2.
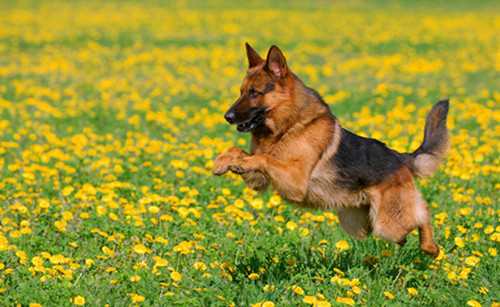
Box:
0;0;498;306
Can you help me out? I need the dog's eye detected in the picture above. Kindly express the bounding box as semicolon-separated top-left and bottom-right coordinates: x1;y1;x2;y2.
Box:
248;88;261;98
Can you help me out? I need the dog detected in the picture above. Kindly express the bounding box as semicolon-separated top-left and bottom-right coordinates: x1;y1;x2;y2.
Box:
213;43;449;258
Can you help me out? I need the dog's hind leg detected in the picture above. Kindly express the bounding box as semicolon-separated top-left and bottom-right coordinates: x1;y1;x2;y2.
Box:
367;167;439;258
369;167;439;258
337;205;372;239
416;201;440;258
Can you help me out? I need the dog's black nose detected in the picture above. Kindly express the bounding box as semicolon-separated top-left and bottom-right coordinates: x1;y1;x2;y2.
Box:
224;111;236;124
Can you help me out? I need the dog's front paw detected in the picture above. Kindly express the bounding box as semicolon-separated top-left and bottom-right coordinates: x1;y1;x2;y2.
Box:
213;155;230;176
213;147;248;176
228;163;245;174
228;156;261;175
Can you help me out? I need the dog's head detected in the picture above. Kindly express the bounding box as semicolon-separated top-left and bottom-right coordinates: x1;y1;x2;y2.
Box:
224;43;292;133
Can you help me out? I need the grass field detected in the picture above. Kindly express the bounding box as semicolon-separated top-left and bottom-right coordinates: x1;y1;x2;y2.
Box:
0;0;499;306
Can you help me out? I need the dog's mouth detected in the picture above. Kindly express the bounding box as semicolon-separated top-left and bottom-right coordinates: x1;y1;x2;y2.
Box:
236;109;267;132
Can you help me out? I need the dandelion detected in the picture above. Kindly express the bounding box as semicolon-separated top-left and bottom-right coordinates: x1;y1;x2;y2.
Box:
464;256;480;266
336;297;355;306
39;199;50;210
193;262;207;271
454;237;465;248
62;186;74;196
170;271;182;281
148;206;160;214
384;291;394;299
303;296;317;305
292;285;304;295
335;240;350;250
407;287;418;296
133;244;148;254
250;198;264;210
489;248;497;256
286;221;298;231
318;239;329;246
268;195;281;207
248;273;260;280
129;294;145;303
72;296;85;306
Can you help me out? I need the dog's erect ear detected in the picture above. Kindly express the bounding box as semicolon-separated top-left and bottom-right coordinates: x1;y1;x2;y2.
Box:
246;43;264;68
265;45;288;78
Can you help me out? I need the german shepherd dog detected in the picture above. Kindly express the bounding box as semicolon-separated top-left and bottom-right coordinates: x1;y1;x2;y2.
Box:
213;43;449;258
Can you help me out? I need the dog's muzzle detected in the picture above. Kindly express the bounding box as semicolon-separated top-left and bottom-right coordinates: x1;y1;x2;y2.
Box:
224;107;267;132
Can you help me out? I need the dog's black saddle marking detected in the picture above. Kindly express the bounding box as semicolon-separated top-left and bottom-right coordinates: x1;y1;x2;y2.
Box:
332;129;404;190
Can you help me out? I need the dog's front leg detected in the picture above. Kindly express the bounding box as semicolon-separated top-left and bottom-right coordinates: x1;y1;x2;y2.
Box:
228;154;310;202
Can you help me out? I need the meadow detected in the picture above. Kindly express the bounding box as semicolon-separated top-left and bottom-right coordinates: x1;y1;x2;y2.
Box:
0;0;499;306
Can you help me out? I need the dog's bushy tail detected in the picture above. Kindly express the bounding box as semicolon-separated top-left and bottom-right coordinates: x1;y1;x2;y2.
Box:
405;99;450;178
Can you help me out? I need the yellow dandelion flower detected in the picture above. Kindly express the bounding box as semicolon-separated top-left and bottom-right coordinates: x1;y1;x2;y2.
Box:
73;296;85;306
466;300;481;307
464;256;480;266
268;195;281;207
318;239;329;246
39;199;50;210
129;293;145;303
274;216;285;223
286;221;298;231
248;273;260;280
130;275;141;282
407;287;418;296
31;256;43;266
193;262;207;271
339;297;355;305
384;291;394;299
454;237;465;248
133;244;148;254
489;248;497;256
250;198;264;210
335;240;349;250
148;206;160;214
173;241;193;254
61;186;74;197
292;285;304;295
303;295;317;305
484;226;494;234
170;271;182;281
